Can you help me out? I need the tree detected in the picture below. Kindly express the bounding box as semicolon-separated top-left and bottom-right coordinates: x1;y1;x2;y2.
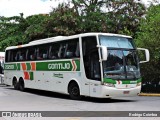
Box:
46;3;82;36
136;5;160;93
0;0;147;51
24;14;49;41
71;0;146;36
0;14;28;51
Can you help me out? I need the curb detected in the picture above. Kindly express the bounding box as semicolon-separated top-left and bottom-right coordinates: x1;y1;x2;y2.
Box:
139;93;160;97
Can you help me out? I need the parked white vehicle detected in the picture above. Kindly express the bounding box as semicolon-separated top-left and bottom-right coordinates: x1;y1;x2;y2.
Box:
0;52;5;84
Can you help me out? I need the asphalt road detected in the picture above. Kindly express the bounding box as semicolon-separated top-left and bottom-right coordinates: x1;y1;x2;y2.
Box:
0;85;160;120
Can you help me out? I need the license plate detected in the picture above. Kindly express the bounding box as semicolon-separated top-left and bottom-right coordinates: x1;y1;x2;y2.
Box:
123;91;130;94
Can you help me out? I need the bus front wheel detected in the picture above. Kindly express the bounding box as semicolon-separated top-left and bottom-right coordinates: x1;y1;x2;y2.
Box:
68;82;81;100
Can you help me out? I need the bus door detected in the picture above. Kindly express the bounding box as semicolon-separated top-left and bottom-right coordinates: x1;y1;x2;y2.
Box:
88;50;102;97
82;36;101;97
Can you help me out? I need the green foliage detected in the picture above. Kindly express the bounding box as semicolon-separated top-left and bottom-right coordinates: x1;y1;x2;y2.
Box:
0;14;28;51
48;3;81;36
0;34;27;50
25;14;49;41
71;0;146;36
0;0;146;51
136;5;160;85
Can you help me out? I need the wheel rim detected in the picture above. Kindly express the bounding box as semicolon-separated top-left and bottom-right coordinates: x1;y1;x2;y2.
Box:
69;82;81;99
71;86;79;96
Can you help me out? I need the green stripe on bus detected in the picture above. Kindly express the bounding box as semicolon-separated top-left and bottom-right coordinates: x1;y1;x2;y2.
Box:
75;60;80;71
103;78;142;84
16;63;21;70
5;60;80;71
137;79;141;83
26;63;31;70
29;72;34;80
103;78;116;84
36;60;80;71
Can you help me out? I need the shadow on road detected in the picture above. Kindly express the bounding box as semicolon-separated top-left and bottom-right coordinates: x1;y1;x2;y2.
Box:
4;86;137;103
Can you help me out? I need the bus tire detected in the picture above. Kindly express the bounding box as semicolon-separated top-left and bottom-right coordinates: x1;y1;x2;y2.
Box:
68;82;81;100
13;78;19;90
19;78;25;91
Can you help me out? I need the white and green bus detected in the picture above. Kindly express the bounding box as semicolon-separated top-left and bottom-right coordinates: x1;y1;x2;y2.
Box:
4;33;149;99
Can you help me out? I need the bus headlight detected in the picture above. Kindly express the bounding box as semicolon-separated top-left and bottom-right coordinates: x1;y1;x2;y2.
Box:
103;83;115;87
136;82;141;87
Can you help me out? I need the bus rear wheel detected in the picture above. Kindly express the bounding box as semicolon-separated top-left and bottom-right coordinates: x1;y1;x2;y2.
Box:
68;82;81;100
19;79;25;91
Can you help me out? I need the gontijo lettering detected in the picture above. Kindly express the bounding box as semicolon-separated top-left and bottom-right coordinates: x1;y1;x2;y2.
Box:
48;63;70;70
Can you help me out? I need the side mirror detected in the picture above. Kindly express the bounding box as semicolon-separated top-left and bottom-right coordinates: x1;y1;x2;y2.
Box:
97;45;108;61
137;48;150;63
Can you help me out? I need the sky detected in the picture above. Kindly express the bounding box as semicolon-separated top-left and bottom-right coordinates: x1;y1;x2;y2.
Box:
0;0;159;18
0;0;68;17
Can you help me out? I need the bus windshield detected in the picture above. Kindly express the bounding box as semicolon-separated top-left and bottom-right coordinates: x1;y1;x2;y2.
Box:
99;35;135;49
99;35;140;80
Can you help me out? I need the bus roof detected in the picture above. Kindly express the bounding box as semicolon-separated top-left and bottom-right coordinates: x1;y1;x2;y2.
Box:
0;52;5;56
0;52;5;60
5;32;132;50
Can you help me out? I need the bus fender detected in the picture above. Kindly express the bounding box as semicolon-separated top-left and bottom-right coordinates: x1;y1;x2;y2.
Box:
68;79;81;94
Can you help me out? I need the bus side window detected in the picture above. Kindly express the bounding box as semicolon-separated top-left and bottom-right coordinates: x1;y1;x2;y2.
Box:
30;55;35;60
58;43;67;58
16;51;21;61
65;39;79;58
28;47;36;61
19;55;23;61
36;48;42;60
7;51;11;62
43;54;47;59
20;49;26;61
49;43;60;59
25;49;28;61
49;46;52;59
75;42;80;57
13;50;17;62
36;44;49;60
